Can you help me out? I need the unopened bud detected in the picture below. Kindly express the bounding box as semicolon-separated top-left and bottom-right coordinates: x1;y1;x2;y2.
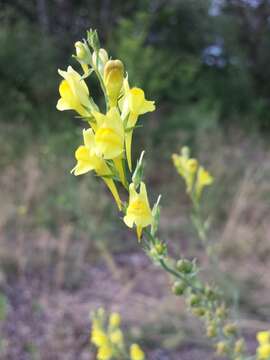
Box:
109;312;121;328
104;59;124;106
189;294;201;307
207;324;217;338
172;281;186;296
223;323;237;336
234;338;245;354
88;29;100;50
176;259;193;274
92;48;109;71
181;146;190;159
74;41;89;62
204;285;217;301
216;305;227;319
192;308;206;317
216;341;228;355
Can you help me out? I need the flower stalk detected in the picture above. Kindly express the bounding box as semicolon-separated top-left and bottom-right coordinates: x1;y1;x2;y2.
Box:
56;29;268;360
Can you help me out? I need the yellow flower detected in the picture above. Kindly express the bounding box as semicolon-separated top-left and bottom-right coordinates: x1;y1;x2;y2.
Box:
172;152;198;193
109;312;121;328
104;59;124;107
56;66;91;117
109;329;123;346
130;344;145;360
195;166;214;199
93;107;125;160
91;327;108;347
97;344;113;360
257;331;270;345
71;129;122;210
124;182;153;240
257;344;270;359
124;84;155;170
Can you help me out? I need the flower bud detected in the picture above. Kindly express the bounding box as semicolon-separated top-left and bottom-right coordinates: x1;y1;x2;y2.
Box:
92;48;109;73
109;312;121;328
74;41;90;62
189;294;201;307
172;281;186;296
207;324;217;338
104;59;124;106
176;259;193;274
216;305;227;319
223;323;237;336
234;338;245;354
216;341;228;355
87;29;100;50
181;146;190;159
192;308;206;317
204;285;217;301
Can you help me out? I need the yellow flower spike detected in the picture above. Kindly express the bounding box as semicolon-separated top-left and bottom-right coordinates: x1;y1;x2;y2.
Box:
71;129;122;210
93;107;125;160
124;182;153;241
257;331;270;345
56;66;91;117
130;344;145;360
97;344;113;360
195;166;214;199
125;87;155;171
104;59;124;107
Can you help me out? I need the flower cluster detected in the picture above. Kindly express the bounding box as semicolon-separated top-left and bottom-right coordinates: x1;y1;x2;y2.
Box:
172;146;214;201
57;29;269;360
90;308;145;360
257;331;270;359
56;29;157;239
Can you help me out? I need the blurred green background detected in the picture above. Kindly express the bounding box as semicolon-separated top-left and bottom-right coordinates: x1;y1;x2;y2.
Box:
0;1;270;359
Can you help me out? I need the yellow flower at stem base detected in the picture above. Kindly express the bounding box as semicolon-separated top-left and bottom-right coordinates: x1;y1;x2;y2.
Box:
71;129;122;210
56;66;91;117
124;182;153;240
130;343;145;360
123;82;155;170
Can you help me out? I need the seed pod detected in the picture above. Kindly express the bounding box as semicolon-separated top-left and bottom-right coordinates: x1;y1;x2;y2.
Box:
172;281;186;296
176;259;193;274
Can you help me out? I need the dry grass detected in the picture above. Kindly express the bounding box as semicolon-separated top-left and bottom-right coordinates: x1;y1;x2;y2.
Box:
1;125;270;358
